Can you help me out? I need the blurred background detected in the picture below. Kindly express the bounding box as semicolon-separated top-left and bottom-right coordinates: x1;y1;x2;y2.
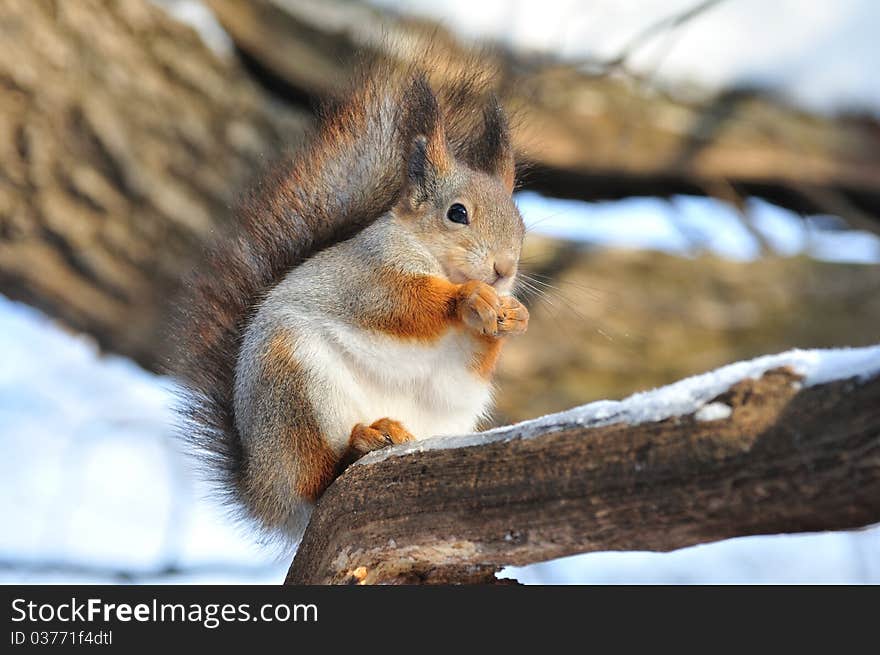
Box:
1;0;879;583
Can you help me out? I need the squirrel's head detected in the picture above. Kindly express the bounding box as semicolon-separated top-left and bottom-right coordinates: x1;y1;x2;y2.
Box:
394;86;524;294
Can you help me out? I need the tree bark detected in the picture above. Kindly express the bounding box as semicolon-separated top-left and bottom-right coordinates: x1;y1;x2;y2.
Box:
286;366;880;584
0;0;308;370
209;0;880;223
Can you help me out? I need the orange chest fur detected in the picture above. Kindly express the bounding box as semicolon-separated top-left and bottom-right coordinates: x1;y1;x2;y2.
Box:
359;272;504;380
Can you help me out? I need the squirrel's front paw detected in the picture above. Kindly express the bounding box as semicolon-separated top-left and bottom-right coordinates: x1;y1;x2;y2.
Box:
346;418;415;462
456;280;502;337
497;295;529;336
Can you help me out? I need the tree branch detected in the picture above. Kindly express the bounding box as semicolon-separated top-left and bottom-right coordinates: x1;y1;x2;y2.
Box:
286;362;880;584
209;0;880;225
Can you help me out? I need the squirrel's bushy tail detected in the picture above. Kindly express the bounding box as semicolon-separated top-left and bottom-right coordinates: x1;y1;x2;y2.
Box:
171;58;510;522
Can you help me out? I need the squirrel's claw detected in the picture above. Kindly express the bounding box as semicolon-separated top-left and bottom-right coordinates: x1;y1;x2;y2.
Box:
344;418;415;465
456;280;528;338
497;295;529;336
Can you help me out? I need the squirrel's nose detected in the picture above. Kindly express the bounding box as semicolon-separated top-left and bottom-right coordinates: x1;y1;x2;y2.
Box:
492;255;517;282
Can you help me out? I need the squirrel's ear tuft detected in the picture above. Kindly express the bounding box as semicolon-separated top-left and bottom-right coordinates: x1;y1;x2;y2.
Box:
466;93;515;193
403;74;441;138
402;76;452;207
406;133;450;207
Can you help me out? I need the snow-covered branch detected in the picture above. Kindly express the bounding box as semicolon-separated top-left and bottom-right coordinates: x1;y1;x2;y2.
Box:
286;346;880;584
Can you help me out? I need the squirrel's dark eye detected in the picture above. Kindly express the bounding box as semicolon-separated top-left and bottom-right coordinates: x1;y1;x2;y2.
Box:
446;203;469;225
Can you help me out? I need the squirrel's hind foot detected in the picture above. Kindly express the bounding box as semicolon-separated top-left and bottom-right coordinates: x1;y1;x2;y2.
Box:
339;418;415;470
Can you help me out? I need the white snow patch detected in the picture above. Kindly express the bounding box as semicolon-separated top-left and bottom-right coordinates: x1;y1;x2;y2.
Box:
517;192;880;264
0;296;287;583
359;344;880;465
502;524;880;584
151;0;235;56
694;402;733;422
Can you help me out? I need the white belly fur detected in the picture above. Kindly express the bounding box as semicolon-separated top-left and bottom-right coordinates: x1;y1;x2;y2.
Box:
292;318;493;451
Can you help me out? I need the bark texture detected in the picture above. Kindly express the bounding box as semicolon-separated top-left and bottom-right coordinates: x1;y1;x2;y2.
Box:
286;367;880;584
0;0;308;369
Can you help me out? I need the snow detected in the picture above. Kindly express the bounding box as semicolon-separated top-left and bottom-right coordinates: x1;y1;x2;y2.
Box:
517;192;880;265
152;1;234;56
0;298;288;584
694;402;732;422
359;344;880;465
503;526;880;584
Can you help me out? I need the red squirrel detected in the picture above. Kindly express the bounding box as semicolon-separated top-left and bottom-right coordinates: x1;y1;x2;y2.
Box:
174;62;529;543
